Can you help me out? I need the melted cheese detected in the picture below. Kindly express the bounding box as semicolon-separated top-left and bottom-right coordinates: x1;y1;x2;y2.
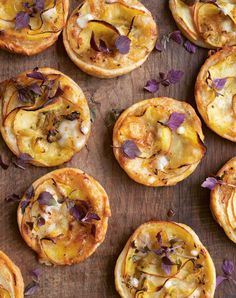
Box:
76;14;94;28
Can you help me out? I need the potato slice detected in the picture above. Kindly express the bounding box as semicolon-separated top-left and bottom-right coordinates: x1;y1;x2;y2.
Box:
195;3;236;48
115;221;216;298
17;168;111;266
113;97;205;187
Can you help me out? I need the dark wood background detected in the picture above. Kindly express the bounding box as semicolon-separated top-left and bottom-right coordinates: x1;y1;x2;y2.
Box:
0;1;235;297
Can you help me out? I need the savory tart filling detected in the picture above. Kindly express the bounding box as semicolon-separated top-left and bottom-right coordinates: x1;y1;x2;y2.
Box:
115;221;216;298
0;68;91;167
0;0;69;55
0;251;24;298
195;47;236;142
63;0;157;78
113;98;206;187
17;168;111;265
210;157;236;243
169;0;236;49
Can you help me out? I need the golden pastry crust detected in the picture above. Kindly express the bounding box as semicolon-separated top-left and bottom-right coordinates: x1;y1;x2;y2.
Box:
0;67;91;167
195;47;236;142
63;0;158;78
169;0;236;49
0;0;69;56
210;157;236;243
115;221;216;298
0;250;24;298
113;97;206;187
17;168;111;266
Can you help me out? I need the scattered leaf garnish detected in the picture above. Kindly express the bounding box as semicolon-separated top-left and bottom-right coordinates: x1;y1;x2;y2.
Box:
144;79;159;93
20;185;35;213
12;153;33;170
201;177;236;190
90;32;110;53
161;256;174;275
206;71;226;96
121;140;141;159
166;112;185;130
169;30;183;45
105;109;123;128
15;11;30;30
5;193;21;203
155;41;162;52
184;40;197;54
24;281;39;296
115;35;131;55
216;259;236;288
38;192;57;206
30;268;41;282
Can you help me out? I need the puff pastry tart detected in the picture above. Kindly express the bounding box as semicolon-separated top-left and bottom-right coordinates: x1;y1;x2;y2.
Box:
63;0;158;78
0;68;91;167
0;250;24;298
113;98;206;187
0;0;69;55
210;157;236;243
17;168;111;265
115;221;216;298
169;0;236;49
195;47;236;142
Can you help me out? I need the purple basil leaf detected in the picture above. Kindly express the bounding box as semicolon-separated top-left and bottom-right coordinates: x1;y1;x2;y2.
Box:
30;268;41;282
15;11;30;30
5;193;21;203
81;212;100;222
38;192;57;206
184;40;197;54
212;78;226;90
21;200;30;213
156;232;162;245
13;153;33;170
115;35;131;55
99;39;110;53
144;79;159;93
24;281;39;296
25;185;35;201
201;177;219;190
166;112;185;130
169;31;183;45
121;140;141;159
155;41;162;52
34;0;45;12
70;204;83;221
27;71;45;81
222;259;234;276
162;256;174;275
167;69;184;84
0;153;10;170
216;275;228;288
29;83;42;96
37;216;45;227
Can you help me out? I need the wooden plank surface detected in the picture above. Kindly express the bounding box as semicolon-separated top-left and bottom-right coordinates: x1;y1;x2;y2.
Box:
0;1;235;297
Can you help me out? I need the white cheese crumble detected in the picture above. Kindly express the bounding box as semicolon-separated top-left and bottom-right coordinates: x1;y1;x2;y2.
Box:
155;155;169;171
190;249;199;257
76;14;93;29
58;120;85;150
176;126;185;135
129;277;139;288
164;279;174;289
42;7;57;22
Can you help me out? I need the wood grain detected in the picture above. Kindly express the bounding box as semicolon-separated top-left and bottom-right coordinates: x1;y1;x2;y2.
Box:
0;1;235;297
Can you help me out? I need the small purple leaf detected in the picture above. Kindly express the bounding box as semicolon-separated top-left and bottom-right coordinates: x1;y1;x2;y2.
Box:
27;71;45;81
155;41;162;52
5;193;21;203
212;78;226;90
15;11;30;30
166;112;185;130
166;69;184;84
81;212;100;222
222;259;234;276
30;268;41;282
162;256;174;275
38;192;57;206
24;281;39;296
169;31;183;45
115;35;131;55
201;177;219;190
144;79;159;93
34;0;45;12
184;40;197;54
216;275;228;288
121;140;141;159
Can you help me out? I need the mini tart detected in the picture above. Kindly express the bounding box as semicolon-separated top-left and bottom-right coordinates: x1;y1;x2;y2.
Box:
63;0;157;78
113;97;206;187
17;168;111;266
0;250;24;298
0;68;91;167
195;47;236;142
115;221;216;298
169;0;236;49
0;0;69;55
210;157;236;243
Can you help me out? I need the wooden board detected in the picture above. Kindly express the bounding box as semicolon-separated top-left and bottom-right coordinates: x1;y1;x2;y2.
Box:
0;1;235;297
